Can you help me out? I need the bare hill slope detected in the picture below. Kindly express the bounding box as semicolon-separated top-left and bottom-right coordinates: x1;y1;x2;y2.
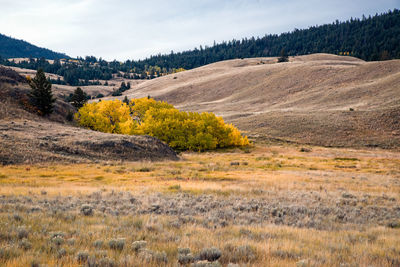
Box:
0;67;178;164
120;54;400;148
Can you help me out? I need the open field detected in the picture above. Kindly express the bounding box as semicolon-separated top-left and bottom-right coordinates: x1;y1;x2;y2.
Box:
1;144;399;266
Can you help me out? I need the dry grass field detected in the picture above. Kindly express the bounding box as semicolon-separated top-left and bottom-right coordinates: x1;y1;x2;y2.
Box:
113;54;400;148
1;144;399;266
1;56;399;266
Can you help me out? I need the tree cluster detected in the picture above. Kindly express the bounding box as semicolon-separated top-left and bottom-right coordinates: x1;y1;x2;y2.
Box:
68;87;89;109
112;81;131;96
75;98;249;151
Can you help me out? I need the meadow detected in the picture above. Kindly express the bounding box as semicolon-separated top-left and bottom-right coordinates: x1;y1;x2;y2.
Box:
0;143;399;266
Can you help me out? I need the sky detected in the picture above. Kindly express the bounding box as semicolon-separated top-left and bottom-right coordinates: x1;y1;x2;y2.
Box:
1;0;399;61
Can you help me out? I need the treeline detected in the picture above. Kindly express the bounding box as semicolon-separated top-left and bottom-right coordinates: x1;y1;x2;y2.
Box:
0;33;68;60
134;9;400;69
0;57;114;86
1;10;398;85
0;56;186;86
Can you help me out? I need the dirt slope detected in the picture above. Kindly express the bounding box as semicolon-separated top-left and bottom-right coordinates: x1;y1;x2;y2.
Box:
118;54;400;148
0;119;178;164
0;67;178;164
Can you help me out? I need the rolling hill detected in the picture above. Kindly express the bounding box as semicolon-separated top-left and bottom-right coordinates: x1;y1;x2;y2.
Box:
0;33;69;59
0;66;177;164
116;54;400;148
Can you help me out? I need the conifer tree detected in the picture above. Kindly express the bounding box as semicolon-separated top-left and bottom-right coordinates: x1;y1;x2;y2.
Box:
70;87;88;109
28;69;55;116
278;48;289;62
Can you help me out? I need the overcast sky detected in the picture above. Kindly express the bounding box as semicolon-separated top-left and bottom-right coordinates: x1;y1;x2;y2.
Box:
1;0;399;61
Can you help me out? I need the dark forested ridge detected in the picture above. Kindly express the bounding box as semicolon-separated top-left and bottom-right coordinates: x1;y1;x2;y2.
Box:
0;10;399;86
0;33;69;60
135;9;400;69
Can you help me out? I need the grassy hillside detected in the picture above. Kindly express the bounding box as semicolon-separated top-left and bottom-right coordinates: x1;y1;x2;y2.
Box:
0;144;399;266
116;54;400;148
0;33;69;59
0;66;177;164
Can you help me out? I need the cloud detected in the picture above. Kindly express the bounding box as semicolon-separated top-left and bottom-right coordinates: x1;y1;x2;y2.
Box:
0;0;398;60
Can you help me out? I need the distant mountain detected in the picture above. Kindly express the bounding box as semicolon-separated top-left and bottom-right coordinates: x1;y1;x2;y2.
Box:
0;33;69;59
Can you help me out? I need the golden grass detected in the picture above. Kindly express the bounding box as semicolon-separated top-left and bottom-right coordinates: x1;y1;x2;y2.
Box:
0;144;399;266
0;144;399;197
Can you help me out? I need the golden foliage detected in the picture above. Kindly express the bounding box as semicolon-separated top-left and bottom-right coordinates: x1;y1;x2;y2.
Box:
75;98;249;151
74;100;135;134
172;67;186;73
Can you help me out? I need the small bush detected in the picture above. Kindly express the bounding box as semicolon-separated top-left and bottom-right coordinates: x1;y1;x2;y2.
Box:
57;248;67;258
77;251;89;263
387;221;400;228
178;247;191;255
132;240;147;252
51;236;64;246
179;253;195;264
18;238;32;250
108;238;126;250
13;214;23;222
80;204;93;216
17;226;29;239
139;249;168;264
93;239;104;248
234;245;256;262
198;247;222;262
50;232;65;238
178;247;195;264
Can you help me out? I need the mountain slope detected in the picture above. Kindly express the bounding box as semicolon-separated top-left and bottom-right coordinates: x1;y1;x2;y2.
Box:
0;33;69;59
118;54;400;148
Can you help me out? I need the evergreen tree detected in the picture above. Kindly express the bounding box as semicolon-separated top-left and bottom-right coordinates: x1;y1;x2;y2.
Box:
28;69;56;116
278;48;289;62
70;87;88;109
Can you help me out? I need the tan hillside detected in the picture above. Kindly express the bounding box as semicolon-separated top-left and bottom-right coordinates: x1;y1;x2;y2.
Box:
0;67;178;164
116;53;400;148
